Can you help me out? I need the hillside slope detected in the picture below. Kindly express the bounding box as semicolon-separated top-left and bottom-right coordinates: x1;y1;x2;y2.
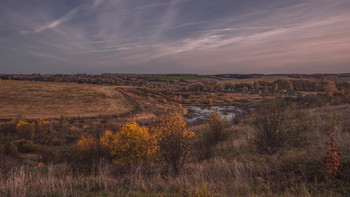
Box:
0;80;165;119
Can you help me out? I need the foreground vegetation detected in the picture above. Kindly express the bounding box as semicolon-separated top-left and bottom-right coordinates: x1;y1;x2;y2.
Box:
1;103;350;196
1;76;350;196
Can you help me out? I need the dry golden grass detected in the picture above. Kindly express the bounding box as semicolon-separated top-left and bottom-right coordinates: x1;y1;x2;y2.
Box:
0;80;136;119
1;79;350;196
1;104;350;196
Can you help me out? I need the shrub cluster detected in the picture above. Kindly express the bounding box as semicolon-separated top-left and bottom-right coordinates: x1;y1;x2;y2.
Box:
1;118;50;156
76;109;195;174
1;118;51;141
4;139;38;155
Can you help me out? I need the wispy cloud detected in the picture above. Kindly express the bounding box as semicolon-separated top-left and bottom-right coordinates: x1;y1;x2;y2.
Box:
1;0;350;74
33;7;80;33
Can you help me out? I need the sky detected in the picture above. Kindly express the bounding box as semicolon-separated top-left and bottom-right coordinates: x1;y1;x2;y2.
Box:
0;0;350;74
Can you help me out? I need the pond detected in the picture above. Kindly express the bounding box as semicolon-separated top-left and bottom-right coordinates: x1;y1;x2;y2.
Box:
185;105;245;123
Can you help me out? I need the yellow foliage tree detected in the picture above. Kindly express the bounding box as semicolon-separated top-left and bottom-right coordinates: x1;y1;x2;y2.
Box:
110;122;155;166
153;109;195;175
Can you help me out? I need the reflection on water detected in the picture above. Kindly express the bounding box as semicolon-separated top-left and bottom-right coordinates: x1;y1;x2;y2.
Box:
185;105;243;123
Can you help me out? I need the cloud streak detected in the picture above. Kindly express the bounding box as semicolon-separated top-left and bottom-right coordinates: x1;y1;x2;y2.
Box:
33;11;74;33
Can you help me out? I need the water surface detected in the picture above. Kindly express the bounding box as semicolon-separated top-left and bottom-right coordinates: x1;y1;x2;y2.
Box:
185;105;244;123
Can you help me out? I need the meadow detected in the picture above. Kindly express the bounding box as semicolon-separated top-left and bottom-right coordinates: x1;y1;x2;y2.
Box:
0;80;134;119
0;80;169;119
1;76;350;196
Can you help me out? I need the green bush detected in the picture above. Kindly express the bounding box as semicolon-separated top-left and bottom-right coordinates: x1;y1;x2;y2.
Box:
17;123;35;140
4;141;18;156
16;139;38;153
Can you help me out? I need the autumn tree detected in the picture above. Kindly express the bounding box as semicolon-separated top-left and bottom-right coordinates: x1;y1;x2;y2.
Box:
153;109;195;175
109;122;156;166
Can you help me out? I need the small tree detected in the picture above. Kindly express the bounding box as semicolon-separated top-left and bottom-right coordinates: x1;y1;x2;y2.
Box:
153;109;195;175
251;98;300;155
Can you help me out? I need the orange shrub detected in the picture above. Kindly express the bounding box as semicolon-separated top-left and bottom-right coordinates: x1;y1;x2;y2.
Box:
76;134;97;152
100;130;114;150
35;118;50;127
98;130;115;159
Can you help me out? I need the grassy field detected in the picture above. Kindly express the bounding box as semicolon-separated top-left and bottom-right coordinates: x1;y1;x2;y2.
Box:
217;75;297;84
0;80;137;119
